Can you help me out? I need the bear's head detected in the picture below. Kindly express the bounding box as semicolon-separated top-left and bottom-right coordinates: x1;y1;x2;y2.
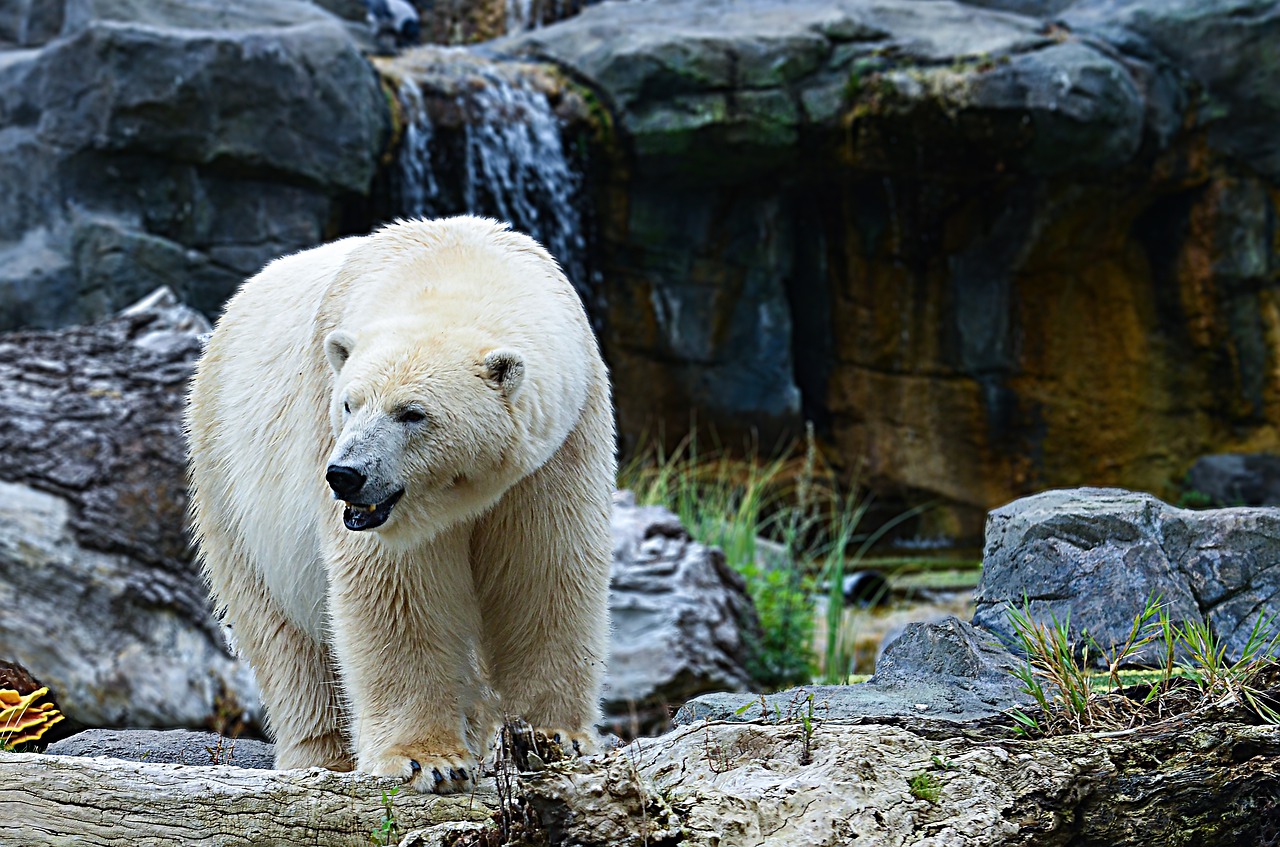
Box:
321;326;525;537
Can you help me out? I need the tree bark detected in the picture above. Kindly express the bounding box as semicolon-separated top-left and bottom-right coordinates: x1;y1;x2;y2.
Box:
1;750;496;846
521;713;1280;847
7;710;1279;846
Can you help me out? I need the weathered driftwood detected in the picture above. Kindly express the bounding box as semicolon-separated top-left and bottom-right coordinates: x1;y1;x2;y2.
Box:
1;750;496;846
527;715;1280;847
6;710;1279;846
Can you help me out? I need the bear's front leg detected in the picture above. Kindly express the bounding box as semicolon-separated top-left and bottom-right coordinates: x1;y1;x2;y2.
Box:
471;418;613;754
325;525;484;794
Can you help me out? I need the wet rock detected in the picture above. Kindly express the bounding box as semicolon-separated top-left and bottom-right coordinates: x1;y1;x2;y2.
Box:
1065;0;1280;180
973;487;1280;664
0;0;64;46
45;728;274;769
482;0;1280;538
0;0;389;330
1184;453;1280;508
675;617;1029;725
605;492;762;735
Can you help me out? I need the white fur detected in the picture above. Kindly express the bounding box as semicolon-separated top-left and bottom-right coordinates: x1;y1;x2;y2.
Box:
186;217;615;791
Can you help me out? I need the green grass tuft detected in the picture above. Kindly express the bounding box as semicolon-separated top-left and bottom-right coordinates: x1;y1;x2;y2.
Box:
618;425;917;689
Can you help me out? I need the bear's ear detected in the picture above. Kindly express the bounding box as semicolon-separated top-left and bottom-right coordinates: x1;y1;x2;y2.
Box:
483;349;525;399
324;330;356;373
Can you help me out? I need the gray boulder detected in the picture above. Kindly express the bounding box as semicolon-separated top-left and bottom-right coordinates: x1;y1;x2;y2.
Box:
45;728;274;769
1185;453;1280;508
973;487;1280;664
675;616;1030;725
0;0;389;330
604;492;762;735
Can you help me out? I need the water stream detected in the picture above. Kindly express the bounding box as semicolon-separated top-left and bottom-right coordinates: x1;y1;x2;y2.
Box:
385;48;589;297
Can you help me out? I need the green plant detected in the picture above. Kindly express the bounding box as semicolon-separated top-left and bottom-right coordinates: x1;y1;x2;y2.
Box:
1005;598;1280;738
619;430;816;688
799;691;817;765
369;787;400;846
1005;600;1099;735
620;425;930;689
1178;611;1280;723
1086;594;1166;693
1177;488;1215;510
908;771;942;802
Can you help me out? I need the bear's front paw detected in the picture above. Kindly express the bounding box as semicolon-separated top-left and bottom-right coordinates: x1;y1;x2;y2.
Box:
362;746;477;794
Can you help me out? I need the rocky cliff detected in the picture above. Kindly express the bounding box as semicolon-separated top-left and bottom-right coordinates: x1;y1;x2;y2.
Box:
3;0;1279;540
498;0;1280;538
0;0;390;328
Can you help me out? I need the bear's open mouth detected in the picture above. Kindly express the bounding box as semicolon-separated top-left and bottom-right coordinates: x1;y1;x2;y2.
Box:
342;489;404;531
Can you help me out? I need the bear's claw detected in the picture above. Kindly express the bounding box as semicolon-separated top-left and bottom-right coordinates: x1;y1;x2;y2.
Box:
364;749;476;794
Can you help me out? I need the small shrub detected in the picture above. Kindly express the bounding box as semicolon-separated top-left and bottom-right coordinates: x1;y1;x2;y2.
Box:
1004;596;1280;737
369;788;400;847
620;425;934;689
619;429;819;688
908;771;942;802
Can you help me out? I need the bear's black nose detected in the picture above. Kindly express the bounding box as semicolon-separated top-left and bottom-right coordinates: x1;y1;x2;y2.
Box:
326;465;366;499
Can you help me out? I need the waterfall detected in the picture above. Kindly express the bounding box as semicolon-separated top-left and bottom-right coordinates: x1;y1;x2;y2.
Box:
506;0;536;32
389;49;588;296
395;81;439;216
504;0;581;34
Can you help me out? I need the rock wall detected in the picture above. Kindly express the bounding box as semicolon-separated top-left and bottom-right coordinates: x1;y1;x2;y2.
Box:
499;0;1280;539
0;0;390;330
5;0;1280;542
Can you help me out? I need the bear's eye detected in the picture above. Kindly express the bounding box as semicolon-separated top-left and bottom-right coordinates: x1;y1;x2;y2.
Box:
397;407;427;425
343;401;351;415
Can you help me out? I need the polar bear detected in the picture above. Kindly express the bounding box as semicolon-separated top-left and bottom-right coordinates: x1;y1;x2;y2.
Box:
186;217;614;793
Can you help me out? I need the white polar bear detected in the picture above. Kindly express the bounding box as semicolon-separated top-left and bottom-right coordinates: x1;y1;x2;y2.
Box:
186;217;614;793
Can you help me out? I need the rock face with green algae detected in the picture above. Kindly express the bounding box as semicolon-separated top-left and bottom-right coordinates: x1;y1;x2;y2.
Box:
497;0;1280;539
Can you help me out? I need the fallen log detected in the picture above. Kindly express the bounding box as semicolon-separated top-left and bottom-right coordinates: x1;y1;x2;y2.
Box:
6;709;1279;846
1;750;496;846
522;715;1280;847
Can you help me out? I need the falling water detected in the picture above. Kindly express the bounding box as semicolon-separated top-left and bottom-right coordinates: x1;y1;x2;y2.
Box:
504;0;583;34
388;49;588;296
396;81;439;214
506;0;535;31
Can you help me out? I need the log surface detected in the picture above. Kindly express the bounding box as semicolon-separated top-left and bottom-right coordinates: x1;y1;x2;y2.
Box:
6;712;1280;846
1;751;495;847
524;715;1280;847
